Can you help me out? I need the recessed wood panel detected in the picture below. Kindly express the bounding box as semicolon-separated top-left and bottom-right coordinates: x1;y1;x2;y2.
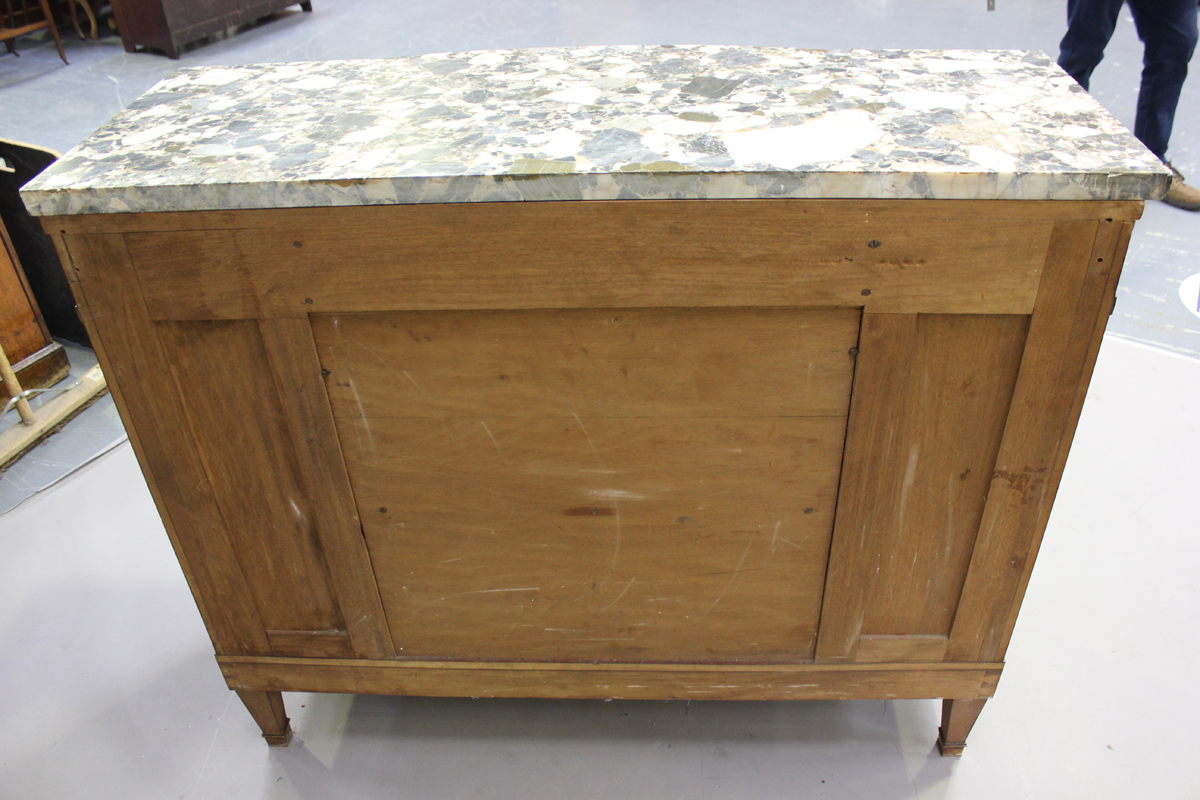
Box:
62;233;271;656
349;416;845;662
315;307;859;662
159;319;346;635
815;312;1029;663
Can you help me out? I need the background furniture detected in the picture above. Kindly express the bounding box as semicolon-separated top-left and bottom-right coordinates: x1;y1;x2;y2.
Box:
22;46;1169;756
0;213;68;405
108;0;310;58
0;139;88;345
1;0;67;63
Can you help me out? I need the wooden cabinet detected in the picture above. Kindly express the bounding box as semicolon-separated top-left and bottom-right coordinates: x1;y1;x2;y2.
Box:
45;197;1135;753
23;45;1165;756
109;0;311;58
0;216;67;404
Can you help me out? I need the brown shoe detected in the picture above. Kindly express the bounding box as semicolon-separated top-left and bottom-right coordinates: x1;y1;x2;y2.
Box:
1164;162;1200;211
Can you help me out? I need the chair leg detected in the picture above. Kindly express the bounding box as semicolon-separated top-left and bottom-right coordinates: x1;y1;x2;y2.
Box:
235;690;293;746
936;698;987;756
78;0;99;39
67;0;83;40
35;0;68;63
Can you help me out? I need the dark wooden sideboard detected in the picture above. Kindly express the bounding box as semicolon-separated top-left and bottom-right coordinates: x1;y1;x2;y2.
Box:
109;0;311;58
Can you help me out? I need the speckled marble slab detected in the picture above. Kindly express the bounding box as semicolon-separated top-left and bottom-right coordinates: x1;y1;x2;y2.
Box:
21;46;1169;216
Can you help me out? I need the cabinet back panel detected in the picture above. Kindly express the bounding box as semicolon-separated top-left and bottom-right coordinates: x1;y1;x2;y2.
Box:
314;307;859;662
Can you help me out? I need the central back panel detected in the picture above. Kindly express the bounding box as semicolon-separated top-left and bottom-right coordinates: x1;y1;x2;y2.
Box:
312;307;859;663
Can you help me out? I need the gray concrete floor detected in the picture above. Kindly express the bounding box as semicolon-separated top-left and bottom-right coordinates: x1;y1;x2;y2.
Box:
2;1;1199;797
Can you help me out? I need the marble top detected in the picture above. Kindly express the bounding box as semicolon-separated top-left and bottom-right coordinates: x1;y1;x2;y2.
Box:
22;46;1169;216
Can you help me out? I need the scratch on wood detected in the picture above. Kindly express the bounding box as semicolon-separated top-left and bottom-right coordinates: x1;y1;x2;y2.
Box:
897;444;919;533
411;586;538;615
401;370;426;394
347;379;374;450
946;472;955;553
573;411;598;459
590;489;652;500
600;577;636;611
611;506;623;569
707;534;755;612
479;420;502;454
354;340;424;396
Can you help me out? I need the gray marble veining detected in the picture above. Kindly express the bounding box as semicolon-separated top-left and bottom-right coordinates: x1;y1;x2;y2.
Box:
21;45;1169;216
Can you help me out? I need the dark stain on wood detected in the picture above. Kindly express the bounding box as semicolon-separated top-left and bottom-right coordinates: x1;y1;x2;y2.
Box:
562;506;617;517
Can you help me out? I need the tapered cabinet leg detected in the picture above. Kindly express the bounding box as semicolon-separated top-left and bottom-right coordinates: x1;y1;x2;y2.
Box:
236;690;293;746
936;698;986;756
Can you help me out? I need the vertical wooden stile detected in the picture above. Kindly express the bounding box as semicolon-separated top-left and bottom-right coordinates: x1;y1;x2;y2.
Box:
57;232;271;656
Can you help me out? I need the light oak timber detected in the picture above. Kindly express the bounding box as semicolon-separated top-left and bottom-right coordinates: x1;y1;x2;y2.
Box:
265;629;356;659
35;196;1142;755
157;319;347;635
218;656;1004;702
58;233;271;656
937;698;988;756
312;307;861;421
856;635;950;664
945;219;1123;664
348;416;847;662
319;306;855;662
235;690;292;747
257;318;395;660
814;313;1027;663
41;198;1145;235
118;201;1050;319
990;219;1134;660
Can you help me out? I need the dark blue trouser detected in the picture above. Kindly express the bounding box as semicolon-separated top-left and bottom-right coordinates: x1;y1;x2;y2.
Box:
1058;0;1199;160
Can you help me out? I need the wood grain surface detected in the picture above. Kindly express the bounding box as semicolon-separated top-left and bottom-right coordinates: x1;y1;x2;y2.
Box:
158;319;347;635
42;199;1144;236
313;307;860;420
58;233;271;655
318;307;858;662
43;197;1139;755
946;219;1129;663
815;313;1028;663
119;201;1050;319
219;655;1004;701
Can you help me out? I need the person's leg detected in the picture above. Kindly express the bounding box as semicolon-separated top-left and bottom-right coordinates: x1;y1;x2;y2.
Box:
1127;0;1198;160
1058;0;1127;90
